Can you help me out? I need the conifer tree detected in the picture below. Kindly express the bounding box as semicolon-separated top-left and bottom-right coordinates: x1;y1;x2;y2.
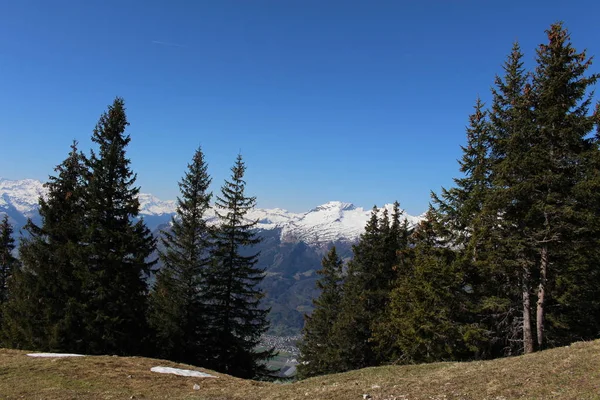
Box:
0;215;18;309
331;204;410;370
432;97;491;247
372;210;482;364
2;142;87;351
81;98;156;355
527;23;600;349
149;147;212;364
298;246;344;379
481;42;537;355
202;154;273;378
481;24;600;353
433;93;523;358
332;208;380;371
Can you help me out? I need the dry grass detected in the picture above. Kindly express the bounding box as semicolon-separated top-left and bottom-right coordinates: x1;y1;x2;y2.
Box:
1;340;600;399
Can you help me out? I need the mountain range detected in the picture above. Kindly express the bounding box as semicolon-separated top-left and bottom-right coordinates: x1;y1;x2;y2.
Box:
0;177;424;334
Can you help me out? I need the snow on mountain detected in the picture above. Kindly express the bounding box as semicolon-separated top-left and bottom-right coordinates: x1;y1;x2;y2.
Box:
0;178;45;216
0;178;424;244
280;201;422;244
0;178;178;219
137;193;177;216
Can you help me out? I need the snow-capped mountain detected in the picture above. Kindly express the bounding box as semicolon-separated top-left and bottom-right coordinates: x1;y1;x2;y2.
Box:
1;178;422;244
0;178;178;219
0;178;45;217
136;193;177;216
1;177;425;335
279;201;422;244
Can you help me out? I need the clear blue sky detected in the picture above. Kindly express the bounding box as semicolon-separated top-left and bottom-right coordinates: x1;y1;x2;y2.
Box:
1;1;599;214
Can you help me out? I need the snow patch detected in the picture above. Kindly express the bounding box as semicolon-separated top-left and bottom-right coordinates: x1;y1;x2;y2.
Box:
27;353;84;358
150;366;217;378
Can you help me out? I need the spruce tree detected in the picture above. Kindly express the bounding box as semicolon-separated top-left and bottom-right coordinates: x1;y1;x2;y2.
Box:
2;142;87;351
202;154;273;378
482;42;538;355
0;215;18;310
481;24;600;353
81;97;156;355
432;97;492;248
298;246;344;379
433;93;524;358
372;210;482;364
331;204;411;370
149;147;212;365
332;207;380;371
527;23;600;349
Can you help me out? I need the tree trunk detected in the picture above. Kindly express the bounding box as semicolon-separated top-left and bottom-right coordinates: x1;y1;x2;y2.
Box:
536;245;548;350
522;266;534;354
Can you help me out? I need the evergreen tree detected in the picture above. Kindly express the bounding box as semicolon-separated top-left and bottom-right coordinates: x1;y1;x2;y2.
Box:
433;92;524;358
481;24;600;353
149;147;212;365
527;23;600;349
2;142;87;351
432;97;492;248
332;204;409;370
488;43;535;354
298;246;344;379
202;154;273;379
373;209;485;364
0;215;19;310
332;208;380;371
81;98;156;355
481;42;537;355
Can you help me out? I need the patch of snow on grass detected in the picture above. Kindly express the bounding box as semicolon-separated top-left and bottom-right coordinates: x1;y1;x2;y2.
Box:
27;353;84;358
151;366;216;378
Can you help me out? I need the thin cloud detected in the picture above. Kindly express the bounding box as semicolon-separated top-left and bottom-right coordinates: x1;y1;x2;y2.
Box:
151;40;187;48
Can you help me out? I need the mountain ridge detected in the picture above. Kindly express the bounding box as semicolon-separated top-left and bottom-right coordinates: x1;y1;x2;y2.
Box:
1;177;424;334
0;178;424;244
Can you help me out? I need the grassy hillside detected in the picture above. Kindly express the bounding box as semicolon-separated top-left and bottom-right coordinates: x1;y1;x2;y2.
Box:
1;340;600;399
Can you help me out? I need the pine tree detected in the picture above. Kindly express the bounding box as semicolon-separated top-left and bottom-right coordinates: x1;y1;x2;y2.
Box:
81;97;156;355
1;142;87;351
298;246;344;379
0;215;19;310
149;147;212;365
202;154;273;379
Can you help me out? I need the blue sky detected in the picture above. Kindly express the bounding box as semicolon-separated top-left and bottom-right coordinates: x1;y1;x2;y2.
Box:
1;0;599;214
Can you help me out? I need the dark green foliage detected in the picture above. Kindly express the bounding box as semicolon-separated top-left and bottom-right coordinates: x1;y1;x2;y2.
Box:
332;204;410;371
1;142;87;351
372;210;484;364
526;23;600;348
476;42;532;356
332;208;380;371
149;147;212;365
81;98;156;355
298;246;344;379
0;215;19;310
314;23;600;373
483;24;600;352
201;154;274;379
432;97;492;247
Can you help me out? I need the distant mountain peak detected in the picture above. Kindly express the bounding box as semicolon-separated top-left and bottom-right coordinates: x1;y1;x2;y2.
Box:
1;178;423;244
309;201;356;213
